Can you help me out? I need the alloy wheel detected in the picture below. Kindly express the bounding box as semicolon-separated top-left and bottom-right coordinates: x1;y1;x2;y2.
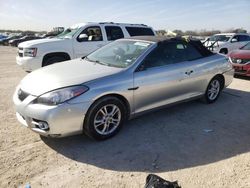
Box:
94;104;121;135
207;79;220;100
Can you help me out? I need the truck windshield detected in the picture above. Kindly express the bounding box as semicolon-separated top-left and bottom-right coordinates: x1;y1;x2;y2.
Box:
57;27;80;39
241;42;250;50
209;35;231;42
85;40;152;68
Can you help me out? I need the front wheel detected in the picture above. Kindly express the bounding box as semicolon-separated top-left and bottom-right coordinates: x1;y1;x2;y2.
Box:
42;56;67;67
83;97;127;140
203;77;223;104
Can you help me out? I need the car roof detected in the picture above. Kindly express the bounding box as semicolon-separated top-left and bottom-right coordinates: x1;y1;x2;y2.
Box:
214;33;235;36
214;33;250;36
124;36;214;57
125;35;200;43
70;22;151;28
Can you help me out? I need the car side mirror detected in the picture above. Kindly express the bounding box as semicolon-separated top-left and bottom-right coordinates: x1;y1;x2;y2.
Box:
78;34;88;42
136;64;146;72
231;38;238;43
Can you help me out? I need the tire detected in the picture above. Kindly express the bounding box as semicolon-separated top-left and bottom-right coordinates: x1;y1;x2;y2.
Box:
219;48;228;55
203;76;223;104
83;96;127;140
42;56;67;67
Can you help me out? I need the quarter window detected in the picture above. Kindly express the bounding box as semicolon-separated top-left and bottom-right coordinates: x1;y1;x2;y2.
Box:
238;35;250;42
105;26;124;41
185;43;203;61
77;26;103;42
125;27;154;36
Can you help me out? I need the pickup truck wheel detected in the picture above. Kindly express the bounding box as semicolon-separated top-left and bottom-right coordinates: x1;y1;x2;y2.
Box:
42;56;67;67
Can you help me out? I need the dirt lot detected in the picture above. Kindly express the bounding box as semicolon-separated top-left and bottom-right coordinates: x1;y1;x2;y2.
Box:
0;46;250;188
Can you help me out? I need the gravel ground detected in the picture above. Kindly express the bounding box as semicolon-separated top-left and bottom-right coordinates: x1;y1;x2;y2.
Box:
0;46;250;188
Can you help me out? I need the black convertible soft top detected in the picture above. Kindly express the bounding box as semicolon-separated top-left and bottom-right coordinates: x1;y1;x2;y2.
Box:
128;36;214;57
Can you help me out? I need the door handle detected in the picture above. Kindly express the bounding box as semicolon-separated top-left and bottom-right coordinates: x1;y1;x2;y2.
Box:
128;87;139;91
185;70;194;75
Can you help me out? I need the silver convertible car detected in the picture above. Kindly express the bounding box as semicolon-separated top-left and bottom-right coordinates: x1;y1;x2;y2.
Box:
13;36;234;140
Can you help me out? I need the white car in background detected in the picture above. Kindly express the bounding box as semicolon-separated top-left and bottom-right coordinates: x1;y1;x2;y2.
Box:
203;33;250;54
16;22;155;72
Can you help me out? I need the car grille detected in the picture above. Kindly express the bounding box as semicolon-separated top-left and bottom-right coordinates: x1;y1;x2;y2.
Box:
18;89;29;101
231;58;250;65
235;69;247;74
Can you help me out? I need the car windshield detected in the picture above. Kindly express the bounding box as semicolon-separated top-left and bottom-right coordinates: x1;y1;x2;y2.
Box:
209;35;231;42
241;42;250;50
85;40;152;68
56;27;80;39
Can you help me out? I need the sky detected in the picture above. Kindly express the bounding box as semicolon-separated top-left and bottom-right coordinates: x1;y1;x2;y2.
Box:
0;0;249;32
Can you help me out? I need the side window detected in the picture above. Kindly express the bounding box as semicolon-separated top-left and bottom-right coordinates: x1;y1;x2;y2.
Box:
238;35;250;42
141;42;187;69
77;26;103;42
232;35;239;42
105;26;124;41
185;43;203;61
125;27;154;36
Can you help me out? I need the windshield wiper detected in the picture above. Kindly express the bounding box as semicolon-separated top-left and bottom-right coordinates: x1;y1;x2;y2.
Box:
84;57;109;66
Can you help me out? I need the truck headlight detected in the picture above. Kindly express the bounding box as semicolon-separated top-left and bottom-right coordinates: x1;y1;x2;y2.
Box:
36;86;89;105
24;48;37;57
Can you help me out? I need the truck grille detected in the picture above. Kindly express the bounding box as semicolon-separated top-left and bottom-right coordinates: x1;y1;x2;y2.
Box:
18;89;29;101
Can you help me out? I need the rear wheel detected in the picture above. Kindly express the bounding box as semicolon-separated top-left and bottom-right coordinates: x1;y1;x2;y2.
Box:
203;77;223;104
42;56;67;67
83;97;127;140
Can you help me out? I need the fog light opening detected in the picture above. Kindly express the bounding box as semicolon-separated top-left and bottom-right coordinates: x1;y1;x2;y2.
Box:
38;122;49;130
31;119;50;131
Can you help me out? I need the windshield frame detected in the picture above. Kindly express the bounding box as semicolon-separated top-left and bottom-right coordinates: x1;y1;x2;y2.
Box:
56;27;81;39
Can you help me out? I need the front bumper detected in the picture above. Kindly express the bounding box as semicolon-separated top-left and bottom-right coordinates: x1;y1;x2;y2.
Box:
223;68;234;87
16;56;43;72
13;88;92;137
233;64;250;77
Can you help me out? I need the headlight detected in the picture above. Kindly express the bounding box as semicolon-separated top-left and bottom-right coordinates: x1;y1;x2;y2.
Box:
24;48;37;57
36;86;89;105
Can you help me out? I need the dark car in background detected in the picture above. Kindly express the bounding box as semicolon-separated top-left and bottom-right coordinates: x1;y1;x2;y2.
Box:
229;42;250;77
9;36;41;47
0;35;8;44
0;34;7;40
0;35;23;45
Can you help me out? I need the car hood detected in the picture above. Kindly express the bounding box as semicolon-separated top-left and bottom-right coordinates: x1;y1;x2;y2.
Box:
229;50;250;59
18;38;65;48
20;58;123;96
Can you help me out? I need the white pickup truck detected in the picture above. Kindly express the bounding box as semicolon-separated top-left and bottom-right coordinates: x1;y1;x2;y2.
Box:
203;33;250;54
17;22;155;72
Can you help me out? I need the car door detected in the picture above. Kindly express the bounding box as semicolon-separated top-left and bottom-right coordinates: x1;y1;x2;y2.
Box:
133;41;203;113
228;35;250;52
73;26;106;58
